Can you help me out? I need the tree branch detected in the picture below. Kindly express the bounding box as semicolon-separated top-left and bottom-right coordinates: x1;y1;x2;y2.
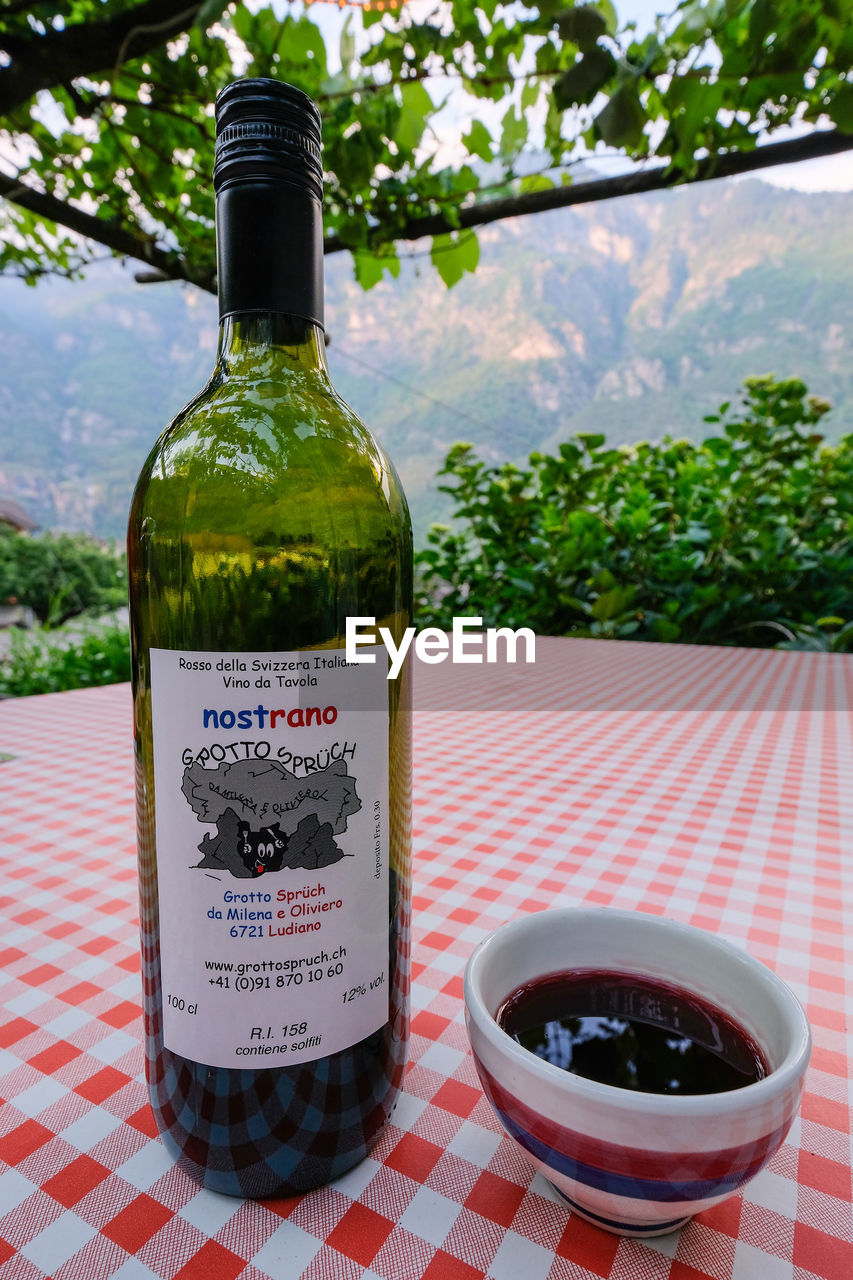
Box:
324;129;853;254
1;128;850;293
0;0;206;115
0;168;211;289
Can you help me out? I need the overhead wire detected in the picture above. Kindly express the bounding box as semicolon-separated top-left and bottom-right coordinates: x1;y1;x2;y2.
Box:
328;343;495;434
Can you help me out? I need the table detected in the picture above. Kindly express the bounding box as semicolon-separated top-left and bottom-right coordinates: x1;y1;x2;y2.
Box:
0;639;851;1280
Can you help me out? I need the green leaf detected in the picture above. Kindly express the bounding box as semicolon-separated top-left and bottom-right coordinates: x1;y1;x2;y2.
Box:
230;5;255;41
651;618;681;642
339;14;355;72
594;84;647;148
462;119;493;163
430;231;480;288
519;173;555;193
276;17;326;73
499;106;528;159
556;6;609;49
591;587;631;620
595;0;618;36
672;0;716;44
748;0;776;48
521;81;540;111
395;80;433;153
554;48;616;108
196;0;230;29
545;91;566;153
353;252;385;290
828;83;853;131
248;7;282;59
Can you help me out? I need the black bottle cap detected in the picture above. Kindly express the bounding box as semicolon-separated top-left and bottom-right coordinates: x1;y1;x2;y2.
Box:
214;78;323;201
213;79;325;325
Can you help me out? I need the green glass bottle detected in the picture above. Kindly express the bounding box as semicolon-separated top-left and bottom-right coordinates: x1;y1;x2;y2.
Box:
127;79;412;1197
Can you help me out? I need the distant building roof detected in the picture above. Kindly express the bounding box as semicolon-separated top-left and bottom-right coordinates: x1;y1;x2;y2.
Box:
0;499;39;532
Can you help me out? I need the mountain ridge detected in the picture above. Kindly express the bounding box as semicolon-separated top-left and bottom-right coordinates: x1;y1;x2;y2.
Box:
0;176;850;540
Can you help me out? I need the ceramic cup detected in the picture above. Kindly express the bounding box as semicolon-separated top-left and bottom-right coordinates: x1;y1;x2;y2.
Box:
463;907;811;1237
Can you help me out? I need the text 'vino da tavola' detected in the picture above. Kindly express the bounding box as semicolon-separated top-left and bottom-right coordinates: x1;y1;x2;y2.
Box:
127;79;412;1198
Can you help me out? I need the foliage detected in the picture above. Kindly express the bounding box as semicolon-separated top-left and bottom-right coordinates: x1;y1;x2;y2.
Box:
1;1;853;290
0;618;130;697
415;378;853;645
771;617;853;652
0;529;126;625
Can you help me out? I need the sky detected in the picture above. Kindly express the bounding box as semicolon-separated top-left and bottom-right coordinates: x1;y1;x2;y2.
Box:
755;151;853;192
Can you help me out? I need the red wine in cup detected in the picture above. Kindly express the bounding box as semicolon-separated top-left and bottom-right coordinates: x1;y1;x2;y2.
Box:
497;970;768;1095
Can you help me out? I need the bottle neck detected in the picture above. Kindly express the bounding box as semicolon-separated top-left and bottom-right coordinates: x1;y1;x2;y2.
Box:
216;313;329;377
215;178;324;328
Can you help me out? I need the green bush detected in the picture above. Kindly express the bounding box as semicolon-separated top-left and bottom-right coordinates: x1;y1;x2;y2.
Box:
773;618;853;652
415;377;853;646
0;529;126;625
0;619;131;698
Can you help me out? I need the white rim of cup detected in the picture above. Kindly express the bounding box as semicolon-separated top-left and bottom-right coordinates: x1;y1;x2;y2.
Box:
463;907;812;1117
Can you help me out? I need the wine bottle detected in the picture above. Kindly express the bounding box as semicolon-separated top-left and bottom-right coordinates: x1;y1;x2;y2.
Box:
127;79;412;1198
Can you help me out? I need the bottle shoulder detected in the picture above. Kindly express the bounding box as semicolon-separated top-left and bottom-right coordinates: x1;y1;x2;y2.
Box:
147;367;381;461
129;367;410;541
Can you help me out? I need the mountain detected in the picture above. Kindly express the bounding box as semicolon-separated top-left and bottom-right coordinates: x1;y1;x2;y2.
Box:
0;177;851;542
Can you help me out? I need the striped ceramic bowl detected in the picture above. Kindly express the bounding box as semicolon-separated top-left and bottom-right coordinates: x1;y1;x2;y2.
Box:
464;908;811;1237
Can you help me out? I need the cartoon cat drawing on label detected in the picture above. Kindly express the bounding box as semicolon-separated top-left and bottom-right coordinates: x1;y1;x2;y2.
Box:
181;756;361;879
239;823;287;877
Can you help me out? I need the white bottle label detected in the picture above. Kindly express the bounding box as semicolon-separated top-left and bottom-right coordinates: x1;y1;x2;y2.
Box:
149;646;390;1068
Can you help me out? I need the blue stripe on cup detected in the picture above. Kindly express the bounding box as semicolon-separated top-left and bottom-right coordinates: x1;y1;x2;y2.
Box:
495;1102;771;1203
549;1183;689;1235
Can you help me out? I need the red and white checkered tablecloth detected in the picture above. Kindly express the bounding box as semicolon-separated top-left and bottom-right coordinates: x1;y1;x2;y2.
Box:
0;638;851;1280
